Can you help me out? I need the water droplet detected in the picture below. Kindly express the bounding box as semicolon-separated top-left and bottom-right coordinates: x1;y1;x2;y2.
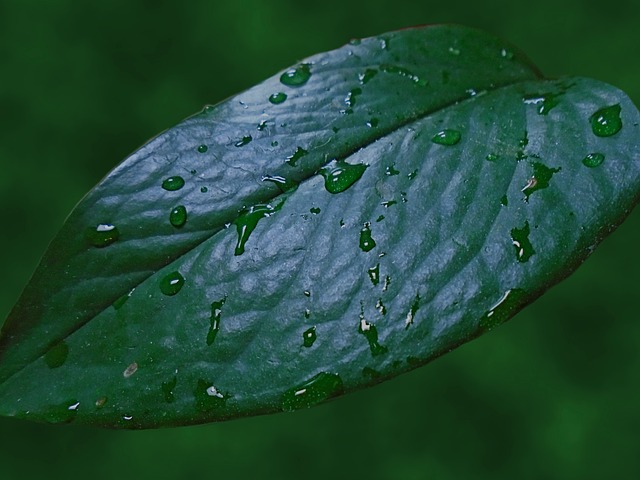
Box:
359;68;378;85
269;92;287;104
382;275;391;292
590;104;622;137
302;327;317;347
281;372;344;411
381;200;397;208
160;271;185;296
262;175;298;193
86;224;120;248
511;221;535;262
367;264;380;286
310;207;321;215
344;87;362;110
582;152;605;168
500;48;514;60
376;298;387;316
523;92;564;115
376;215;385;222
162;176;185;191
303;290;311;297
235;135;252;147
500;194;508;206
522;162;561;201
486;153;499;162
43;399;80;424
45;341;69;369
367;118;379;128
359;309;387;356
407;169;418;180
319;160;367;194
385;164;400;176
200;186;208;193
359;223;377;252
280;63;312;87
194;379;226;412
123;362;138;378
162;376;177;403
380;64;428;86
405;293;420;329
169;205;187;228
286;146;308;167
233;201;283;255
271;141;279;147
349;38;361;46
431;129;461;146
448;46;461;55
479;289;527;331
207;296;226;346
203;105;215;114
303;308;311;319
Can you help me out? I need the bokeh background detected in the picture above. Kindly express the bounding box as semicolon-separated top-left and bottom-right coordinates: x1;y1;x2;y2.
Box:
1;1;639;478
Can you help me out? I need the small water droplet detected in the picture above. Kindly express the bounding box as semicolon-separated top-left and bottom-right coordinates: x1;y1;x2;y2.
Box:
407;169;418;180
304;290;311;297
432;129;461;146
302;327;317;347
523;92;564;115
349;38;361;45
162;176;185;191
344;87;362;110
45;341;69;369
366;118;379;128
359;223;376;252
197;144;208;153
590;104;622;137
376;298;387;316
162;376;177;403
376;215;385;222
280;63;312;86
285;146;308;167
262;175;298;193
359;68;378;85
479;289;527;330
380;64;427;86
582;152;605;168
122;415;133;421
319;160;367;194
310;207;321;215
123;362;138;378
448;46;461;55
486;153;499;162
269;92;287;104
43;399;80;424
86;224;120;248
194;379;226;412
235;135;252;147
303;308;311;319
511;221;535;262
207;296;226;346
405;293;420;329
367;264;380;286
169;205;187;228
113;287;135;310
385;164;400;176
200;186;208;193
271;141;279;147
500;48;514;60
280;372;344;412
382;275;391;292
359;309;387;356
522;162;561;201
233;201;284;255
160;271;185;296
381;200;397;208
500;194;508;206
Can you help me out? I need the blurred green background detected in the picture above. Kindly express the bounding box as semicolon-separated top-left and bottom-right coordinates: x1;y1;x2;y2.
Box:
1;0;640;478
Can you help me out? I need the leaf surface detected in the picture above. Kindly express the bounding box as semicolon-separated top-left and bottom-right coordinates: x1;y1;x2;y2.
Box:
1;25;639;428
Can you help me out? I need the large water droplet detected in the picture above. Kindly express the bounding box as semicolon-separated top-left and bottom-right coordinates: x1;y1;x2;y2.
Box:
162;176;185;191
45;341;69;369
233;201;283;255
523;92;564;115
170;205;188;228
359;223;376;252
431;129;461;146
280;372;344;411
160;271;185;296
590;104;622;137
280;64;312;86
319;160;367;194
194;379;226;412
207;296;226;346
511;221;535;262
269;92;287;104
162;376;177;403
302;326;317;347
522;162;561;201
286;146;308;167
582;152;605;168
86;224;120;248
479;289;527;331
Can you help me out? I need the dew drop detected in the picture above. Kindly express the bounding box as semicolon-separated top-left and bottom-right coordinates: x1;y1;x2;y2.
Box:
43;400;81;424
523;92;564;115
207;296;227;346
280;372;344;412
359;310;387;356
235;135;252;147
303;290;311;297
262;175;298;193
169;205;187;228
319;160;367;194
286;146;308;167
45;341;69;369
359;68;378;84
194;379;226;412
522;162;561;201
479;289;527;331
86;224;120;248
200;186;208;193
367;118;379;128
233;201;283;255
511;221;535;262
367;263;380;286
590;104;622;137
432;129;461;146
269;92;287;104
380;64;427;86
385;164;400;176
302;326;317;347
197;144;208;153
344;87;362;110
376;298;387;316
160;271;185;296
310;207;321;215
405;293;420;329
162;176;185;191
500;194;508;206
582;152;605;168
359;223;376;252
280;63;312;86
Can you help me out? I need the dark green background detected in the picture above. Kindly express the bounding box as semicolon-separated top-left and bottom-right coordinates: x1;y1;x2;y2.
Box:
1;1;639;478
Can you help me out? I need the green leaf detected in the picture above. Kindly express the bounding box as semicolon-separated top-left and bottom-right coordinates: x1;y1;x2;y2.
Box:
1;25;639;429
